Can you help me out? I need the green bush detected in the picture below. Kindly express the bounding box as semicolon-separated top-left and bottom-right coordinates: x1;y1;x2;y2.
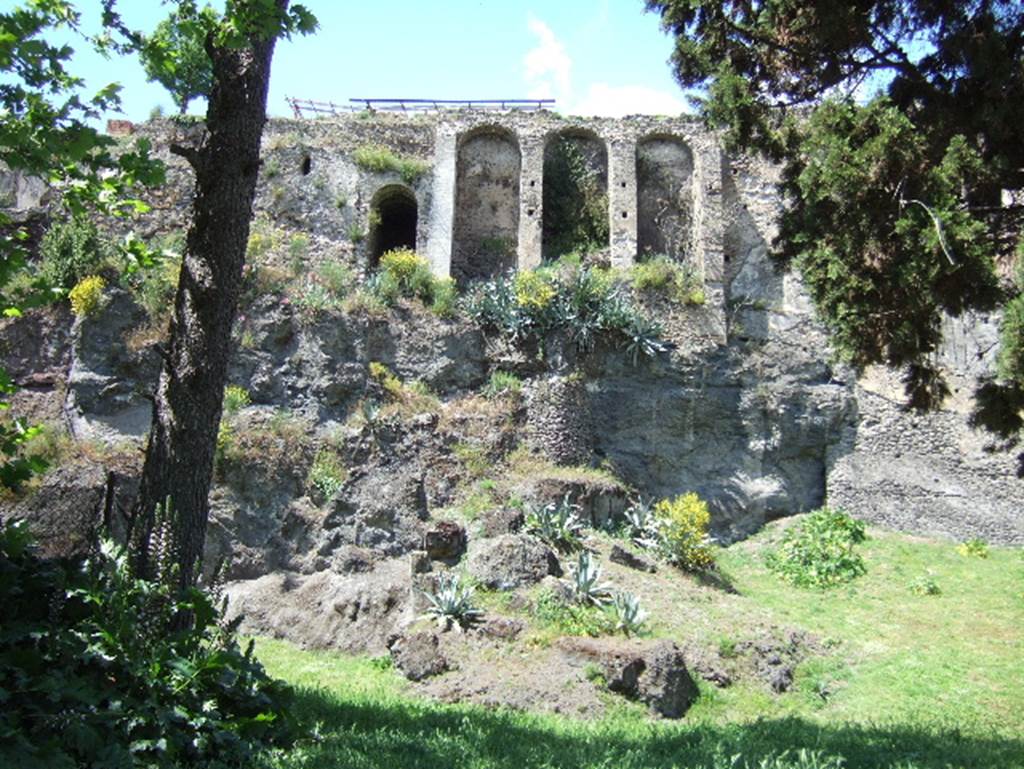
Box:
39;216;112;289
765;507;867;588
0;518;297;768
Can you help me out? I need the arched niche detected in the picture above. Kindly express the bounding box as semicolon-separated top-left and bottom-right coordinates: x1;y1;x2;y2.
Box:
636;135;694;261
368;184;418;267
452;126;520;284
542;129;609;260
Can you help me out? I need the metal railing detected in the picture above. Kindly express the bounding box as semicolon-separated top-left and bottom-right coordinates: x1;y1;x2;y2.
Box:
286;97;555;118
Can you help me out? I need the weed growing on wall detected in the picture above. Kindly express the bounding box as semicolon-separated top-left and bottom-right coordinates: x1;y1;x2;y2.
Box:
632;255;706;305
353;144;429;184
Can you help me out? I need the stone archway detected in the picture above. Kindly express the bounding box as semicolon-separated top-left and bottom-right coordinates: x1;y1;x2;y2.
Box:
636;135;694;261
368;184;418;266
542;129;609;260
452;126;521;284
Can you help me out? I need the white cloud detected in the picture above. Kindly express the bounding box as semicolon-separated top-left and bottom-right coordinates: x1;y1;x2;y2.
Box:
569;83;686;118
523;16;572;104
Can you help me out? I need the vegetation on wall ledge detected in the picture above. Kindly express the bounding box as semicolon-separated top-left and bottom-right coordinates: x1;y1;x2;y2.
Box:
464;262;672;365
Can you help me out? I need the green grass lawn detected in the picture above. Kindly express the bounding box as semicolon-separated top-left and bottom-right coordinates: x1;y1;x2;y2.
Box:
252;525;1024;769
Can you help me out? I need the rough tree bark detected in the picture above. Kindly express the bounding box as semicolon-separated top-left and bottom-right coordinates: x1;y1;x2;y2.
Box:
131;2;287;589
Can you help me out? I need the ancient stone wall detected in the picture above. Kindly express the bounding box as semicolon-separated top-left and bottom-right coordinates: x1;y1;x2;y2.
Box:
4;111;1023;545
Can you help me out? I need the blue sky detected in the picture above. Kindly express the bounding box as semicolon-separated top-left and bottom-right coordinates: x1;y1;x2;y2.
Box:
25;0;693;121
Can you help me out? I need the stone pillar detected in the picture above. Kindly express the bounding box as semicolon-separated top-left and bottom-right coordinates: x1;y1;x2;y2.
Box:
608;136;638;270
526;374;593;466
518;135;544;271
694;143;727;342
425;125;456;278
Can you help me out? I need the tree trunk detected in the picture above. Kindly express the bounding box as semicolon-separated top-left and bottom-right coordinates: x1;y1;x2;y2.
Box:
131;4;286;590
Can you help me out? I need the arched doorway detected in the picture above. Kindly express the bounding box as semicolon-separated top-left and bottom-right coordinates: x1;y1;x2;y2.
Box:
369;185;418;266
452;127;521;285
636;135;694;261
542;130;609;260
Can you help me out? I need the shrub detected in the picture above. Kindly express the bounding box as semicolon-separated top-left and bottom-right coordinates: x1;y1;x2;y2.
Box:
514;269;557;310
482;370;522;399
353;144;429;184
0;519;297;768
39;216;111;289
524;495;584;552
133;251;181;321
644;492;716;571
68;274;106;316
765;507;867;588
368;361;403;400
430;276;458;318
307;449;347;500
957;537;989;558
318;260;355;296
223;384;251;415
423;573;482;629
378;247;436;299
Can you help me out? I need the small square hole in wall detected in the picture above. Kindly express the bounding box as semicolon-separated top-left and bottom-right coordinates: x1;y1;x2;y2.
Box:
527;208;535;216
621;182;626;188
621;211;628;218
301;155;312;175
530;180;536;187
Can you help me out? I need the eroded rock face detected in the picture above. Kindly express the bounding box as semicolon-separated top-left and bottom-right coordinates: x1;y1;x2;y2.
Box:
467;534;562;590
223;559;412;653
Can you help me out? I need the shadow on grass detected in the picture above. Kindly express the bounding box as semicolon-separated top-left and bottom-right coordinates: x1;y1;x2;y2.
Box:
265;685;1024;769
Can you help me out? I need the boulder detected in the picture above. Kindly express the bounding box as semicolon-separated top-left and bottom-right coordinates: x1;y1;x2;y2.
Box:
387;630;449;681
423;520;466;562
467;534;561;590
561;638;699;718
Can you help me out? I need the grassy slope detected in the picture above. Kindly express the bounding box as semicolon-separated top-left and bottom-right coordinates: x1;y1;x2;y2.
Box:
253;525;1024;769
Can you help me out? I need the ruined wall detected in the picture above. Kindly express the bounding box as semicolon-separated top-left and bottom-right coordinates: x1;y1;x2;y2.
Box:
3;111;1022;546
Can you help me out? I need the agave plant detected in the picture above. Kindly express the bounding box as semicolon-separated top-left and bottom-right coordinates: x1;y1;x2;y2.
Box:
622;314;671;366
606;590;648;637
570;550;613;606
623;497;655;540
423;573;483;629
524;495;584;552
